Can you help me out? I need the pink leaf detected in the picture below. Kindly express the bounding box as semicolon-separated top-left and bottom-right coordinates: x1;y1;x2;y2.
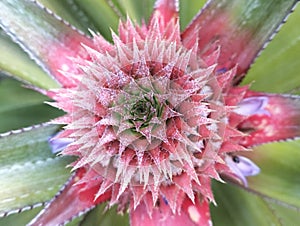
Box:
237;91;300;147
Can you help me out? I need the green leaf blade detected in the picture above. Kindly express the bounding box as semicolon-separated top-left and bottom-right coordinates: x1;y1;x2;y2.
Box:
211;181;300;226
0;78;63;133
243;4;300;93
0;124;73;215
0;30;59;89
245;140;300;210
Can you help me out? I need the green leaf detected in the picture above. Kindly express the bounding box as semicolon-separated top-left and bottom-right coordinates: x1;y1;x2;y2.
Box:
72;0;121;40
0;207;42;226
80;204;129;226
115;0;206;28
244;140;300;210
211;181;300;226
264;200;300;226
179;0;206;30
65;215;84;226
36;0;120;40
36;0;97;35
243;4;300;93
116;0;155;24
0;30;59;89
0;78;63;133
0;124;73;215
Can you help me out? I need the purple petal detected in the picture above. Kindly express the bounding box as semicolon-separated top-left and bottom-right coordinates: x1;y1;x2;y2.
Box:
234;97;269;116
48;134;73;154
225;155;260;187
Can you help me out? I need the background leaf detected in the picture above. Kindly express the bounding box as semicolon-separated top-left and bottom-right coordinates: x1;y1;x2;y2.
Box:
0;30;59;89
36;0;99;35
0;124;73;217
80;204;129;226
0;77;63;133
0;207;42;226
211;181;300;226
245;140;300;210
243;4;300;94
179;0;206;29
264;200;300;226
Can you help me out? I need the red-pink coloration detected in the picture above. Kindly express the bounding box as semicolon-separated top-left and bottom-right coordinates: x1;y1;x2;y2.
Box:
29;0;300;225
130;194;211;226
238;91;300;147
182;8;257;79
46;33;94;88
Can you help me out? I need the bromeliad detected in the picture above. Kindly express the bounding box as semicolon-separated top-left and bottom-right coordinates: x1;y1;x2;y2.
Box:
0;0;299;225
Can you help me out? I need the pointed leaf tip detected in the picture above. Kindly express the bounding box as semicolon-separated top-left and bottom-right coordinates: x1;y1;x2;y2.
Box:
154;0;179;19
0;124;72;215
150;0;179;31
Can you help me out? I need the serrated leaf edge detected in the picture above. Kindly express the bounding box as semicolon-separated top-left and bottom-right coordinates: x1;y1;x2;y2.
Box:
0;123;51;138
